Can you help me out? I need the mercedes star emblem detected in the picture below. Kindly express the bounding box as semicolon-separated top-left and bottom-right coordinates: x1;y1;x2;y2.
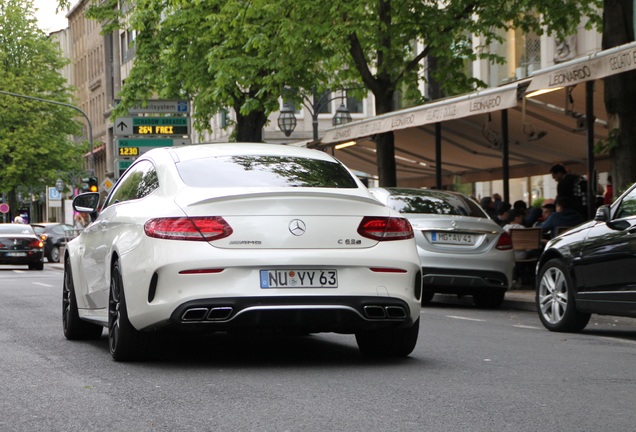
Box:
289;219;307;236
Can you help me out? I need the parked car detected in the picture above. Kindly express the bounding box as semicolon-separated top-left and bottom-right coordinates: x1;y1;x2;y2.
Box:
64;143;422;361
0;223;44;270
536;182;636;332
369;188;514;308
31;223;74;263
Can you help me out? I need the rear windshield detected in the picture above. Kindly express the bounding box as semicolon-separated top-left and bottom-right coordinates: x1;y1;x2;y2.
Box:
0;225;35;235
388;191;487;217
177;156;359;188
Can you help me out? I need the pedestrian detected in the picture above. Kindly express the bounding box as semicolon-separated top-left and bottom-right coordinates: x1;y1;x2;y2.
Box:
479;196;498;219
604;175;613;205
13;215;24;224
549;163;588;219
537;196;585;238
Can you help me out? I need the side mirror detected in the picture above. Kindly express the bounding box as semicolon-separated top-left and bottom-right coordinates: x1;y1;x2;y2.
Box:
594;205;610;222
73;192;100;213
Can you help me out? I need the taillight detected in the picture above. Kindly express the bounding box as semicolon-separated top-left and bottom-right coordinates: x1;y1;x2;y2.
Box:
357;217;414;241
144;217;233;241
28;240;44;248
40;234;48;241
496;231;512;250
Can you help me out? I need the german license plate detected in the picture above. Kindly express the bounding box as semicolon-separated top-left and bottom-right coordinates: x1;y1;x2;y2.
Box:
260;269;338;288
6;252;27;257
431;232;475;245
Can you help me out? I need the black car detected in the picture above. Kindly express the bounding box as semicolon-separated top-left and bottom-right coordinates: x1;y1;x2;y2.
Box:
31;223;74;263
536;182;636;332
0;224;44;270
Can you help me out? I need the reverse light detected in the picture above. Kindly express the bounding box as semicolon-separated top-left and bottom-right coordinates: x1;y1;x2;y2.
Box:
496;231;513;250
357;217;414;241
144;217;233;241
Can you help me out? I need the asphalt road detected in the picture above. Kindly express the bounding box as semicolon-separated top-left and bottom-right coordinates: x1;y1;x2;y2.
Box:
1;264;636;431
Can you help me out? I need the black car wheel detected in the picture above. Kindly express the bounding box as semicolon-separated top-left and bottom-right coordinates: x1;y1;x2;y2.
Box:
473;291;505;308
28;262;44;271
48;245;60;263
109;260;146;361
536;259;591;332
63;255;103;340
421;290;435;305
355;319;419;357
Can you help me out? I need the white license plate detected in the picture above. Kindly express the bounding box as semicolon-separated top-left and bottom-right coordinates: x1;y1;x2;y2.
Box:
260;269;338;288
431;232;475;245
6;252;27;257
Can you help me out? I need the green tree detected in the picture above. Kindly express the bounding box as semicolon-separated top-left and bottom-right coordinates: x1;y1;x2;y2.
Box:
602;0;636;193
0;0;85;216
74;0;602;186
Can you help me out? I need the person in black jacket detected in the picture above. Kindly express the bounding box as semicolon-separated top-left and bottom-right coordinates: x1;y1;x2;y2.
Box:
549;164;587;219
537;197;585;238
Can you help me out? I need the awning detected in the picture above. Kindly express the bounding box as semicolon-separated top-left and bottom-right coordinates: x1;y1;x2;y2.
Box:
316;45;617;189
321;82;521;145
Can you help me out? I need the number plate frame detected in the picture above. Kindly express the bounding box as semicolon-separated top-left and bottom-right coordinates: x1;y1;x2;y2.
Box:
260;269;338;288
431;232;475;245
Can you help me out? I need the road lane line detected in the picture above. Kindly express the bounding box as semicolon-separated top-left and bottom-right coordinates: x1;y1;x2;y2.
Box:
33;282;54;288
446;315;485;322
513;324;540;330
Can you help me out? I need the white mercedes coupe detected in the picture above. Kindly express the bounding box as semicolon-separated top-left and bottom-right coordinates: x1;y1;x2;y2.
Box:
63;143;422;361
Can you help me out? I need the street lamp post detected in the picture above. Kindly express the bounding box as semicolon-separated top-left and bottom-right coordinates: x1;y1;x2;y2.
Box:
55;178;65;224
277;88;353;141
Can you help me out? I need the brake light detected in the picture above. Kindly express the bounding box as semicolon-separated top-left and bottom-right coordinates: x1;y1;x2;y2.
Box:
144;217;233;241
28;240;44;248
357;217;414;241
496;231;512;250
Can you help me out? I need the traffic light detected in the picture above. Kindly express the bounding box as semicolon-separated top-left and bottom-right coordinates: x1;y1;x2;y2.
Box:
88;176;99;193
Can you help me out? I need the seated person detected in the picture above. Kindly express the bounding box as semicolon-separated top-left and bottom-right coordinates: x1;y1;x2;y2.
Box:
537;197;585;239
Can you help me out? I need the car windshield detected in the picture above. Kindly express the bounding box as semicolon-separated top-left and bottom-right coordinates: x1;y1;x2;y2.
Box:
177;156;359;188
0;224;35;235
388;191;487;217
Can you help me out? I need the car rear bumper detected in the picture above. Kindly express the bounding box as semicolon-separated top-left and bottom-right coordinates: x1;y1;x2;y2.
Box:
165;295;416;333
421;267;509;295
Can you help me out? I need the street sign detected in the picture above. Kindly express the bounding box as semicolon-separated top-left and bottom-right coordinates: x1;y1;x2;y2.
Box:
48;187;62;201
114;99;190;114
101;178;114;192
117;138;191;147
114;117;191;137
0;203;9;214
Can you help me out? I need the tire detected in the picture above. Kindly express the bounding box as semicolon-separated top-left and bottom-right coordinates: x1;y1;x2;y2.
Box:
355;319;419;357
536;259;591;332
473;291;505;308
421;290;435;305
63;256;103;340
48;246;60;263
109;260;146;361
28;262;44;271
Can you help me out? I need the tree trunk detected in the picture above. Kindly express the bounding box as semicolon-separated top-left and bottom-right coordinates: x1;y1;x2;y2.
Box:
234;109;267;142
603;0;636;192
374;88;397;187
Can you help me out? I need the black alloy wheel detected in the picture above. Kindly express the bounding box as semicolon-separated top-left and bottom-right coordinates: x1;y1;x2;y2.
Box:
63;255;103;340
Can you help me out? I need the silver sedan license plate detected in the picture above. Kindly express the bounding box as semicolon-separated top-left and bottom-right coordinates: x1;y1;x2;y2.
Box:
260;269;338;288
431;232;474;245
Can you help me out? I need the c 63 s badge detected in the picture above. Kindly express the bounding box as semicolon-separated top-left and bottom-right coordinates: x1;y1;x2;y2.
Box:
338;239;362;245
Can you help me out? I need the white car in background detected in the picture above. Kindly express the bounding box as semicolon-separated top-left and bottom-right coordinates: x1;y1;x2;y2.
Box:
369;188;514;308
63;144;422;361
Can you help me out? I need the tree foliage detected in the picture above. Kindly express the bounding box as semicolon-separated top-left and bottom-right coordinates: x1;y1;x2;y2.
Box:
0;0;86;213
78;0;602;185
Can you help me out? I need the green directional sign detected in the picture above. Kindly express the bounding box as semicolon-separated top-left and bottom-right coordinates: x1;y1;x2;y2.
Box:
117;138;190;147
114;117;191;137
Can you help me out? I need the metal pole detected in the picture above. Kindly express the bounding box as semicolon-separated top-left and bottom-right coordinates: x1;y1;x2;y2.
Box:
435;123;442;189
501;110;510;203
0;90;94;174
586;80;596;220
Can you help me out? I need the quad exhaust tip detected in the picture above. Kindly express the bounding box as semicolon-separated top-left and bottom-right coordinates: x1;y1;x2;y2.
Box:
181;307;233;322
363;305;407;320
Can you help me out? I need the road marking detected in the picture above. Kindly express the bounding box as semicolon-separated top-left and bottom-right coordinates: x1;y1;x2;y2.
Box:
13;270;27;274
33;282;53;288
446;315;485;322
513;324;540;330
